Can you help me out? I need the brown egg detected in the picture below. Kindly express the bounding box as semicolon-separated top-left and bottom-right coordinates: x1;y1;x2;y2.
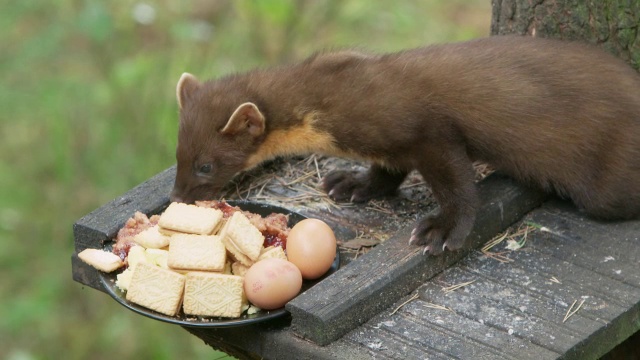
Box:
286;218;337;280
243;258;302;310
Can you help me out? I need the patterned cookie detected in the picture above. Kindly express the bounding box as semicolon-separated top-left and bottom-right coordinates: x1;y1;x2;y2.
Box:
219;211;264;267
183;272;246;318
125;262;186;316
168;234;226;272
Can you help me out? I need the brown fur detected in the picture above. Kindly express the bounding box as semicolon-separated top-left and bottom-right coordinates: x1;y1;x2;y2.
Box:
171;35;640;255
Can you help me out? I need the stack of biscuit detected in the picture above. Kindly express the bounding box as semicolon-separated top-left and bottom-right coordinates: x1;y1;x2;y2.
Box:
78;202;288;318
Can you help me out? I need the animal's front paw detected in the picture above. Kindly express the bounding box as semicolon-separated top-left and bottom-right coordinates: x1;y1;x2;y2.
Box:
321;170;375;203
322;166;407;203
409;213;473;255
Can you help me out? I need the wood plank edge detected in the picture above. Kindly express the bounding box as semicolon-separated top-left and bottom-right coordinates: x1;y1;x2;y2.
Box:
184;324;379;360
563;301;640;360
71;254;105;293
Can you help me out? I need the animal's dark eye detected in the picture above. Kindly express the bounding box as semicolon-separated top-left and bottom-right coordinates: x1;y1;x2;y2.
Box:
199;164;212;174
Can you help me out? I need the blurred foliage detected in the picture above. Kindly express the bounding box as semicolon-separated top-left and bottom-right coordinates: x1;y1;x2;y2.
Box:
0;1;489;359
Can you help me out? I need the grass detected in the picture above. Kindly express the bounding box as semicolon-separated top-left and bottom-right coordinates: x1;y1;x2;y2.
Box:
0;1;490;359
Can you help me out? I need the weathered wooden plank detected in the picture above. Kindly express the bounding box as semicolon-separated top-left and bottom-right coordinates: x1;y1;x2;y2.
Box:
70;254;103;292
411;202;640;360
418;277;580;354
287;174;546;345
72;166;175;253
345;321;452;360
462;248;640;321
483;244;640;309
385;299;561;359
438;266;600;338
440;260;636;359
354;301;556;359
523;202;640;287
510;202;640;359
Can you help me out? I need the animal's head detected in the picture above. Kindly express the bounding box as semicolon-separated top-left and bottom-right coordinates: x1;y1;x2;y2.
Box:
170;73;266;203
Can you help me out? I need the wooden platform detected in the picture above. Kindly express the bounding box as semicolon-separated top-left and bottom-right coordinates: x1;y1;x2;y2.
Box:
71;161;640;359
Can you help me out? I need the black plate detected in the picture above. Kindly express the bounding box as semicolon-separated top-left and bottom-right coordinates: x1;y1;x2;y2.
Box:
98;200;340;328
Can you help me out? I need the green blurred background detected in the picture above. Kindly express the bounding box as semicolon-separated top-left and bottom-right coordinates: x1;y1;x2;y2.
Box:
0;1;490;359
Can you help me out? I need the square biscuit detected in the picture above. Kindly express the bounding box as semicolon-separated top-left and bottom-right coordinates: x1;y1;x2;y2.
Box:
125;262;186;316
78;248;124;273
183;272;245;318
221;231;253;267
158;202;223;235
219;211;264;267
168;234;226;271
133;225;170;249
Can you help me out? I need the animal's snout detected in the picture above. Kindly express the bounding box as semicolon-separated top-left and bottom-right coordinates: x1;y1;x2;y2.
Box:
169;189;184;204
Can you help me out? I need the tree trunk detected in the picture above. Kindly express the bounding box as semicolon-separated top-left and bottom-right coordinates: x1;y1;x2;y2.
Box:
491;0;640;70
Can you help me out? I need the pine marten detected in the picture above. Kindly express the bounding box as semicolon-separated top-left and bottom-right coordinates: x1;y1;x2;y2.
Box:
170;35;640;255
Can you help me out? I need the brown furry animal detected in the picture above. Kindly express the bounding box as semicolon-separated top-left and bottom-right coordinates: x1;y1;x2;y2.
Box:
170;36;640;255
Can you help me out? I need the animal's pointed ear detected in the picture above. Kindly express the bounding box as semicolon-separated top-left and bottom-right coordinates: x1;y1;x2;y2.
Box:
221;102;266;137
176;72;201;109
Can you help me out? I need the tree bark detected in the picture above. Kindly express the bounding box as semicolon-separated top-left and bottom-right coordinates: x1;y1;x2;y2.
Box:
491;0;640;70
